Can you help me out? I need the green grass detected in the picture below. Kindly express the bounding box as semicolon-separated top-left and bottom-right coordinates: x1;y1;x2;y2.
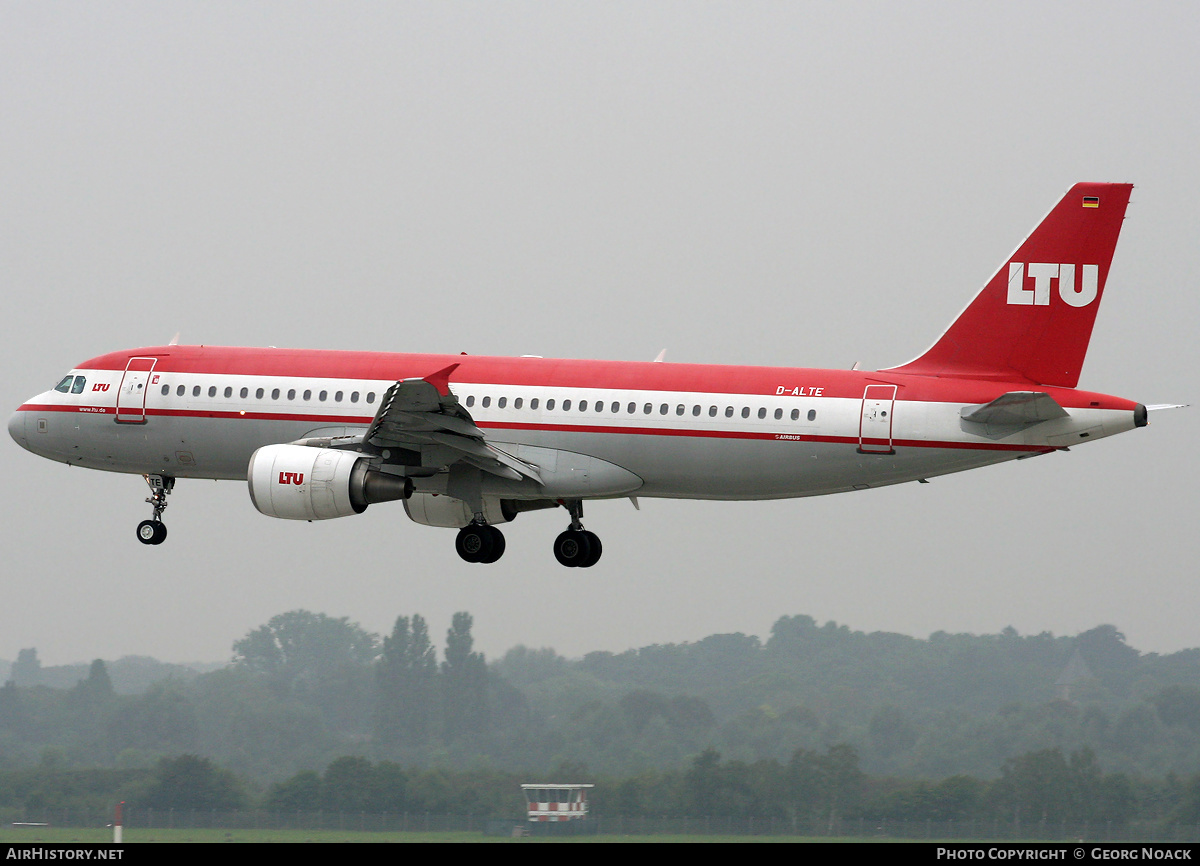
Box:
0;826;845;843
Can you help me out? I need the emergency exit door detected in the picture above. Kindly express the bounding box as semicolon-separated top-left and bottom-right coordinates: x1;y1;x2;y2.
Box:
858;384;897;454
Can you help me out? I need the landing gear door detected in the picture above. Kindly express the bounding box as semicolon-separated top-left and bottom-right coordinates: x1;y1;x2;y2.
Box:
858;384;897;455
115;357;157;424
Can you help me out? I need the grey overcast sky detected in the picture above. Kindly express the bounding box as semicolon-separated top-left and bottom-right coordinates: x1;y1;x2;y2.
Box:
1;1;1196;667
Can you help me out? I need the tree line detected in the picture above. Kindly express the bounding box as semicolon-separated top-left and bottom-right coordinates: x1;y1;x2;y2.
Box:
2;609;1200;825
4;746;1200;828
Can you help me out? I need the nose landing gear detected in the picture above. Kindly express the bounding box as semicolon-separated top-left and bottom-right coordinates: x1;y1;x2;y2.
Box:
137;519;167;545
136;475;173;546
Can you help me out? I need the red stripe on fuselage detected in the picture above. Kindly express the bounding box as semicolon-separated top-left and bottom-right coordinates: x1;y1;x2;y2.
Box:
17;403;113;414
16;403;1051;453
72;346;1140;412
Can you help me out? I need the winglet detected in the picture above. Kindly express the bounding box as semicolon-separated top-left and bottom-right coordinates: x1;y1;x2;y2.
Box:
423;363;460;396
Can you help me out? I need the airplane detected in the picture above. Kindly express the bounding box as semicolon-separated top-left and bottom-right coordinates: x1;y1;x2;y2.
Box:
9;182;1170;567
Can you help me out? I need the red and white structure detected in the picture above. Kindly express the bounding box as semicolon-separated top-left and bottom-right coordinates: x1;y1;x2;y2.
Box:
521;784;594;822
10;183;1177;567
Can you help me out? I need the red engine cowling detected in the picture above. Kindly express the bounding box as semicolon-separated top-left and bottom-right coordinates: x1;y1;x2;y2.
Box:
248;444;411;520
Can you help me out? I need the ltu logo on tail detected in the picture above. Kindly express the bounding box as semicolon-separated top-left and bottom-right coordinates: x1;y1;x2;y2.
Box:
1007;263;1098;307
278;472;304;485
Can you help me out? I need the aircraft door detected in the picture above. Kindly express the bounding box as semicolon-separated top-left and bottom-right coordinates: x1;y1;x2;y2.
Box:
858;384;897;454
115;357;157;424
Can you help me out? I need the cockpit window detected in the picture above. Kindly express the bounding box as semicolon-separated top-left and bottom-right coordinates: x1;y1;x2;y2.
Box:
71;376;86;394
55;375;74;393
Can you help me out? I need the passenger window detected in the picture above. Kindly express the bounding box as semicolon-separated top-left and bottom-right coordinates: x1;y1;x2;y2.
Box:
692;405;700;416
530;398;539;410
562;399;572;411
161;385;170;396
466;395;475;407
366;392;375;404
256;388;265;399
334;391;343;402
193;386;201;397
240;387;249;399
271;388;280;400
791;409;800;421
71;377;87;394
350;391;359;403
514;397;523;409
482;396;491;408
725;407;734;418
742;407;750;418
547;399;555;410
319;390;328;402
177;385;185;397
225;387;233;398
644;403;652;415
579;400;587;412
808;409;817;421
498;397;507;409
54;375;74;393
303;390;311;401
627;402;636;414
659;404;668;415
209;386;217;398
676;404;684;416
773;408;782;420
287;389;295;400
709;406;717;417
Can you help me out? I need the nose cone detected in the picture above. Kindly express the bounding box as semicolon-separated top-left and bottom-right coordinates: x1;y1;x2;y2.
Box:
8;411;27;449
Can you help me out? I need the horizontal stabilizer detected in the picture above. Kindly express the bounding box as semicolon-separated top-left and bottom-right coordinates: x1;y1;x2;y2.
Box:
961;391;1068;427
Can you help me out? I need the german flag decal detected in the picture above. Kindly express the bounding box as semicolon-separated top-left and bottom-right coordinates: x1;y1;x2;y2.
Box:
1083;195;1100;208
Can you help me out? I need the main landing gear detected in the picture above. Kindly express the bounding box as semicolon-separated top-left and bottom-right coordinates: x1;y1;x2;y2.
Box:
554;499;602;568
136;474;173;546
455;522;506;564
453;499;603;567
553;528;602;568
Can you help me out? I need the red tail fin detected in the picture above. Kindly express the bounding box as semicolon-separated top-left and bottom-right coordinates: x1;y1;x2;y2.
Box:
885;183;1132;387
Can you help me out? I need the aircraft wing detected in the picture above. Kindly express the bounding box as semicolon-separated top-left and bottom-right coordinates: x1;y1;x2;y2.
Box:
363;364;542;483
960;391;1069;427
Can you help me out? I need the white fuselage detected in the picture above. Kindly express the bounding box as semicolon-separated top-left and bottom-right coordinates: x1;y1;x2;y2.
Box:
10;347;1142;504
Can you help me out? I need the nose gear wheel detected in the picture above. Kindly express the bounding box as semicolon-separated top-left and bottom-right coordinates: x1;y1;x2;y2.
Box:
136;475;174;546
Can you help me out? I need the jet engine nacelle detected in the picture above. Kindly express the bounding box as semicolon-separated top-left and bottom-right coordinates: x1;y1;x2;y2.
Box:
403;492;520;528
248;444;412;521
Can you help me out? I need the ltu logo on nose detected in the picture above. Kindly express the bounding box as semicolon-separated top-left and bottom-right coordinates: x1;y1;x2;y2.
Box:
278;472;304;485
1007;263;1098;307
